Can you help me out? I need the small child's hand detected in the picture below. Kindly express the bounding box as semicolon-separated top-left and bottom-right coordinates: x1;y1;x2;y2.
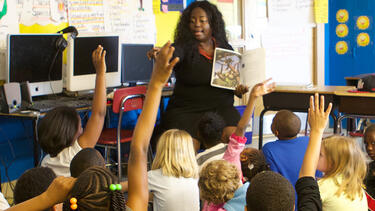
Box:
308;93;332;133
147;47;161;60
234;84;249;96
250;78;275;98
92;45;106;75
151;41;179;86
42;176;76;204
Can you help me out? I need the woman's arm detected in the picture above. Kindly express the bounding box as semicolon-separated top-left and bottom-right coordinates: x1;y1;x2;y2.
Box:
78;45;107;148
127;41;179;211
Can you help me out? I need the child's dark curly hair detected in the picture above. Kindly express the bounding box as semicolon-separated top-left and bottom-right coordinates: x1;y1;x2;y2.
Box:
174;1;228;47
240;148;270;181
198;112;225;148
63;166;125;211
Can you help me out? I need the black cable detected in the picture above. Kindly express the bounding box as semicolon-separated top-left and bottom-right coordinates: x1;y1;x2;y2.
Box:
47;48;61;99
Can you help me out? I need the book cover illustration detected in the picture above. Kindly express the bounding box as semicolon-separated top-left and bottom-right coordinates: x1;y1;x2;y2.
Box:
211;47;242;90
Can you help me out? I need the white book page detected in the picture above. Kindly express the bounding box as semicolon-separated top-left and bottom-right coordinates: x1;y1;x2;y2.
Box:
240;48;266;89
211;48;242;90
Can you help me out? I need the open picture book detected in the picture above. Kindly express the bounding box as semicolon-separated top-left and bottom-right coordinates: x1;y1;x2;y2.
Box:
211;47;266;90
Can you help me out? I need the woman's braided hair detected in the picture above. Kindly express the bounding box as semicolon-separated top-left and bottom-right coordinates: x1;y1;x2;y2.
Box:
63;166;125;211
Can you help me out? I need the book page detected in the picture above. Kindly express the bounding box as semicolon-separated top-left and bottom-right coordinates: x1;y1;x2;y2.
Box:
211;48;242;90
240;48;266;89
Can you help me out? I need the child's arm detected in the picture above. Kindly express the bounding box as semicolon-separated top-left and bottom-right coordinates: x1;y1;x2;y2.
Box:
234;78;275;137
299;93;332;178
5;177;76;211
78;45;107;148
224;79;275;174
127;41;179;211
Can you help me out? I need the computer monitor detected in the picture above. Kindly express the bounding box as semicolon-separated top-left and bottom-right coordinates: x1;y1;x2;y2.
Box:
65;33;121;92
121;44;154;86
6;34;64;97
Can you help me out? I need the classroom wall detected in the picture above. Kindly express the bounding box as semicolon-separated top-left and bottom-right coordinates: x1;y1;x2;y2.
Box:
326;0;375;86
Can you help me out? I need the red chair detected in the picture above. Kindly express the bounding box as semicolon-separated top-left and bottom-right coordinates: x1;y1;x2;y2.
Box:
97;86;151;179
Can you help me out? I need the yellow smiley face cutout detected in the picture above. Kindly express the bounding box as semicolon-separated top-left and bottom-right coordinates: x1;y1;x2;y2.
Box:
336;9;349;23
336;41;348;55
336;24;349;38
357;33;370;47
357;16;370;30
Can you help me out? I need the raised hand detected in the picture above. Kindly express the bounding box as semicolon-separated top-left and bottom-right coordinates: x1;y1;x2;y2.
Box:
234;84;249;96
250;78;276;98
150;41;179;86
308;93;332;133
42;176;76;204
92;45;106;75
147;47;161;60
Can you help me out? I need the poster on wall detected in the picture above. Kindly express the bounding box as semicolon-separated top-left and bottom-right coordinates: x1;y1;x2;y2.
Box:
268;0;314;26
17;0;67;26
67;0;105;32
0;0;19;48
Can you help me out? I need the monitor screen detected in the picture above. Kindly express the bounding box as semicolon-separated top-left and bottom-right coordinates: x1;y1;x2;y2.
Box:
121;44;153;84
74;36;119;76
8;34;63;83
65;33;121;92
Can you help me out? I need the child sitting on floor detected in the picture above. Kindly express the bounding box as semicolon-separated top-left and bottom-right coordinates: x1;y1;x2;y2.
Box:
262;109;322;207
13;167;57;210
246;93;333;211
240;147;270;182
198;78;275;211
39;45;107;177
148;129;200;211
318;135;367;211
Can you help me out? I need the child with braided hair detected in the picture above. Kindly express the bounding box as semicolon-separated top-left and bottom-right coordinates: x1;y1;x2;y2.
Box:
62;166;126;211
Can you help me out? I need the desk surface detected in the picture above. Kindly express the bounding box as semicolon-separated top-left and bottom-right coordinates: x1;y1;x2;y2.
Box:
334;90;375;98
274;85;355;94
345;73;375;80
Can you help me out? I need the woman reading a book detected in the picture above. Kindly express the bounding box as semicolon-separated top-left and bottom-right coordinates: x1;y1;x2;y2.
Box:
147;1;248;150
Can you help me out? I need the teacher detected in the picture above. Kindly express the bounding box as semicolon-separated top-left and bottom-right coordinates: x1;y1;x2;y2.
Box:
149;1;248;149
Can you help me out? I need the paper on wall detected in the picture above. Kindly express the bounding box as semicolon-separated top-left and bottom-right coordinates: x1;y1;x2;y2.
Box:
18;0;67;26
68;0;105;32
268;0;315;26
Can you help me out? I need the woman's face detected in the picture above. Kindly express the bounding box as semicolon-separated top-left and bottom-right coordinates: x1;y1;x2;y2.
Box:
317;147;329;173
189;7;212;42
365;132;375;160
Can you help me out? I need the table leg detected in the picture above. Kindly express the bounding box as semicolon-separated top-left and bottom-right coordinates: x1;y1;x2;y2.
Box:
32;118;40;167
258;109;268;150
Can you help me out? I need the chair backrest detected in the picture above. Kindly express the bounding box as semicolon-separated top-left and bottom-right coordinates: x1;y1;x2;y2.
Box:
112;86;147;113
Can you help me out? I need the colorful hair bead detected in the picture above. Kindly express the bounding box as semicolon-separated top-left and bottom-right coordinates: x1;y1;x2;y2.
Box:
70;197;78;210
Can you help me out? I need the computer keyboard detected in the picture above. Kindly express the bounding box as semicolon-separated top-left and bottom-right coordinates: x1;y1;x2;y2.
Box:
26;98;92;113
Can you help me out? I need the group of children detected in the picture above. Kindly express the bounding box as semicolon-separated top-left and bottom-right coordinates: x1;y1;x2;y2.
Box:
1;41;375;211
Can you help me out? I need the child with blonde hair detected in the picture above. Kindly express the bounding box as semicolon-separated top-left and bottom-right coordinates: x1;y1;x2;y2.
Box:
148;129;199;211
318;135;368;211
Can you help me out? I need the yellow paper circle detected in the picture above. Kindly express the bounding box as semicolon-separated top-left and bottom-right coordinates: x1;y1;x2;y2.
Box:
357;33;370;47
335;41;348;55
336;9;349;23
356;16;370;30
336;24;349;38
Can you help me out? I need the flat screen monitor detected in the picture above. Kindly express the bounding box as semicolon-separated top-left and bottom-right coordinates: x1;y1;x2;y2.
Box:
65;33;121;91
121;44;154;86
6;34;63;97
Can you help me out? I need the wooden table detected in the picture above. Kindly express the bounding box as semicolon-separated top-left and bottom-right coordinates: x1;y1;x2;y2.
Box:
258;85;355;149
334;91;375;134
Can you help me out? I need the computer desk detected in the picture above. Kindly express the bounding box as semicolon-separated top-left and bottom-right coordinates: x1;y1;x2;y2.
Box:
334;91;375;134
258;85;355;149
0;88;174;167
0;105;92;167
